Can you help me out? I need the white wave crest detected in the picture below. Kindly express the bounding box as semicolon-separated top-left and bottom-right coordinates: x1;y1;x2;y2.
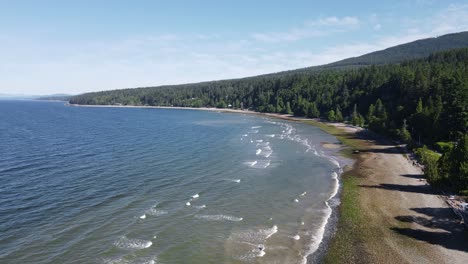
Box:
224;178;241;183
256;149;262;155
192;194;199;199
146;208;168;216
114;236;152;249
104;256;157;264
227;225;278;260
195;214;243;222
300;171;341;264
244;161;257;167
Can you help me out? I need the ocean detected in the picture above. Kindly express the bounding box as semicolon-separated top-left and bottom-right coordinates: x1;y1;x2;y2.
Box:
0;100;345;264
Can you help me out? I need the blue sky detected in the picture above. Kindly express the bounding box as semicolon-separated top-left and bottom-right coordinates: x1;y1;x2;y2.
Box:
1;0;468;95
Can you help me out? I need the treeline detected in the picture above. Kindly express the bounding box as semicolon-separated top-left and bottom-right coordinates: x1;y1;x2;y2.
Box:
70;48;468;193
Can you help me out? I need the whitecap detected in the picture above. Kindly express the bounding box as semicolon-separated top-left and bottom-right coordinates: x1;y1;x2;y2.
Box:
256;149;262;155
114;236;152;249
225;178;241;183
300;192;307;196
194;214;243;222
294;199;299;203
266;134;275;138
146;208;168;216
186;201;191;206
293;235;301;240
194;205;206;209
227;225;278;261
330;159;340;168
139;214;146;219
251;126;262;129
256;139;263;143
192;194;199;199
244;161;257;167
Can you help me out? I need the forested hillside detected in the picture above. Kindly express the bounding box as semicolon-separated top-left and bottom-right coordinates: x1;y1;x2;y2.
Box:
324;31;468;67
71;48;468;193
71;48;467;144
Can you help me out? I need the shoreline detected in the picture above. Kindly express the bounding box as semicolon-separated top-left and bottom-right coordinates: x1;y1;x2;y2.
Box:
66;103;308;121
312;122;468;263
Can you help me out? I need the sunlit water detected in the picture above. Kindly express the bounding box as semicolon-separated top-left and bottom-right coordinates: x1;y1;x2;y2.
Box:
0;101;344;264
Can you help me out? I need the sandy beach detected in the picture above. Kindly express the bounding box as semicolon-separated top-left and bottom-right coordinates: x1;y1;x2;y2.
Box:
323;122;468;263
68;104;468;263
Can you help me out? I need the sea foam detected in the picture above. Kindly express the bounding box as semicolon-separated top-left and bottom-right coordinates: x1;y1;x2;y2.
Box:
194;214;243;222
146;208;168;216
114;236;152;249
227;225;278;260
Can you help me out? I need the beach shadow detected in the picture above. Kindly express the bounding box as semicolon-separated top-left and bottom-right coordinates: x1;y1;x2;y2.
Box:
400;174;425;180
359;146;407;154
392;207;468;252
359;183;435;195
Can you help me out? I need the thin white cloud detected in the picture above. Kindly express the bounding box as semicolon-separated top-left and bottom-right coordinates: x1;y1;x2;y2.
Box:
251;16;360;43
311;16;360;27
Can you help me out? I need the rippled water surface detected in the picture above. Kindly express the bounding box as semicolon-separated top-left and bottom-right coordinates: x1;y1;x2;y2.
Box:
0;101;343;264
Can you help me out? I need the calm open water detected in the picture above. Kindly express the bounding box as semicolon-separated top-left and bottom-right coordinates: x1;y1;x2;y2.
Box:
0;100;344;264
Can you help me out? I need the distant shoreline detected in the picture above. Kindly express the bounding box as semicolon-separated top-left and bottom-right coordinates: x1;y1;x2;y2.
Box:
66;103;315;122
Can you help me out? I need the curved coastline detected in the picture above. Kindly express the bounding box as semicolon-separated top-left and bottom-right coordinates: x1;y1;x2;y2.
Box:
67;103;353;263
68;103;468;263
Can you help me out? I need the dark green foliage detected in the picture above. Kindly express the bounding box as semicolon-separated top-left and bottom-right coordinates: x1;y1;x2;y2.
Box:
434;142;454;153
438;134;468;193
415;146;441;185
335;106;344;122
327;110;336;122
397;119;412;143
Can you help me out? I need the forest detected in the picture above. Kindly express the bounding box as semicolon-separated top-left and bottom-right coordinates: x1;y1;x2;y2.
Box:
70;48;468;194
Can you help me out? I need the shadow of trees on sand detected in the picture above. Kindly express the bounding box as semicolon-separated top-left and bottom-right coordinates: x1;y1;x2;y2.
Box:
359;183;435;195
392;207;468;252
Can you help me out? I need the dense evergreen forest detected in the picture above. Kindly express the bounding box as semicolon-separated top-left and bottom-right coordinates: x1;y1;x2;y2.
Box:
70;47;468;194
